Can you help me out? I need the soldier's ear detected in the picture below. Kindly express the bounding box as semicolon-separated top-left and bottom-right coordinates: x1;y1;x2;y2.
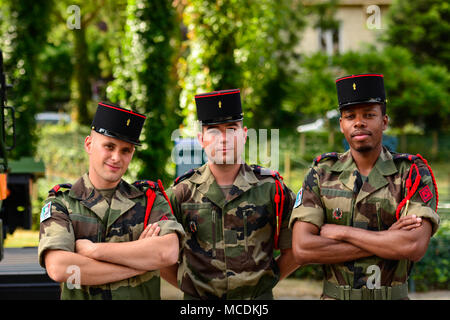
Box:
197;131;204;148
382;114;389;131
339;117;344;133
84;135;93;154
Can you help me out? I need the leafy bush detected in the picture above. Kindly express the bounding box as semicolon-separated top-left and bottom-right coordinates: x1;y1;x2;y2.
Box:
410;220;450;291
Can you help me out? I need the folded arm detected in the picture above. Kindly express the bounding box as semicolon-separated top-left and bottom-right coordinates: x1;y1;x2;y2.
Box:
76;224;179;270
44;249;145;285
292;221;372;265
320;216;432;262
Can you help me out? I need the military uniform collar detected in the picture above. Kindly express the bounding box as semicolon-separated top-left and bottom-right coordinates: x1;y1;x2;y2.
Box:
189;163;259;207
69;173;143;201
69;173;142;226
331;147;397;176
190;163;258;183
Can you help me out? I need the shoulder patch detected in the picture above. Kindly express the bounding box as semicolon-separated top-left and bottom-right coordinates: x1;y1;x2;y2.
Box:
40;202;52;223
173;169;196;185
293;188;303;208
48;183;72;195
314;152;338;165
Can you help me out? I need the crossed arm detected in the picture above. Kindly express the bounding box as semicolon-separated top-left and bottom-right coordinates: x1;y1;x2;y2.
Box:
292;215;432;265
45;223;178;285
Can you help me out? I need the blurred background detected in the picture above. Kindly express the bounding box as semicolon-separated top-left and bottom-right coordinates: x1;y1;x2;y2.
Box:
0;0;448;297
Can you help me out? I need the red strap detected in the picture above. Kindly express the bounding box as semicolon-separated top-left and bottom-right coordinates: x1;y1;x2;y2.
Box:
157;179;174;215
273;175;285;250
395;153;439;220
416;154;439;212
144;188;157;228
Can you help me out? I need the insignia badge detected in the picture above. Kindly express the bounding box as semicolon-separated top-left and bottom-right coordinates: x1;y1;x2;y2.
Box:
126;118;131;126
294;188;303;208
332;208;343;220
353;83;356;91
218;101;222;109
419;185;433;203
40;202;52;223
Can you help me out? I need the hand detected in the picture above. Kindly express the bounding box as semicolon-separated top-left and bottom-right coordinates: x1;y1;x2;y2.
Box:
320;224;347;241
76;239;97;259
389;214;422;231
138;223;161;240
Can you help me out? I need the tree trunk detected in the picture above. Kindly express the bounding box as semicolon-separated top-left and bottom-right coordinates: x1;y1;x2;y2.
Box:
73;27;91;125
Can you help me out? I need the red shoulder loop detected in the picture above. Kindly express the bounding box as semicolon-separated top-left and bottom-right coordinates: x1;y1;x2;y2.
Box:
314;152;338;165
48;183;72;194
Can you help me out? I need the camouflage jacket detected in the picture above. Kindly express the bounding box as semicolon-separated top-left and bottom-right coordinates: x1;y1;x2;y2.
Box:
289;147;440;291
167;163;295;300
38;173;184;300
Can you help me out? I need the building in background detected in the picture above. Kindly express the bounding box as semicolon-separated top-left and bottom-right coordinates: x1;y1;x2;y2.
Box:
297;0;392;56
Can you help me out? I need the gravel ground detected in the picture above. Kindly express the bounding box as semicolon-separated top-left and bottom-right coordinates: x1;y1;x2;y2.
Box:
161;278;450;300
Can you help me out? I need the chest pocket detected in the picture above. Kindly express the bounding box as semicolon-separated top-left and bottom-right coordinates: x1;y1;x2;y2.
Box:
358;188;397;231
321;188;353;226
181;202;214;243
70;214;103;242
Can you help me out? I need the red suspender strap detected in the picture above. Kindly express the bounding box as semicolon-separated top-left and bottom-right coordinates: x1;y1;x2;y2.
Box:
144;188;157;228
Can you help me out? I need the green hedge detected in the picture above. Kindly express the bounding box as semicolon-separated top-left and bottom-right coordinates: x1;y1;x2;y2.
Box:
410;220;450;291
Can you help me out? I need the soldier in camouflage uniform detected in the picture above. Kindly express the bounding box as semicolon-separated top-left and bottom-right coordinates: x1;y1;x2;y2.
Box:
161;89;299;299
38;102;184;300
290;74;440;300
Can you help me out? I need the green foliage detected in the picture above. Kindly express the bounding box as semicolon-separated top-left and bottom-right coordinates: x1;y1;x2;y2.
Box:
410;220;450;291
385;0;450;67
0;0;53;159
179;0;305;132
286;53;337;118
107;0;180;183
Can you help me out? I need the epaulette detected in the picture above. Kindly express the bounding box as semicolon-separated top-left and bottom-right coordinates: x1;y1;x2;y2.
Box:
173;168;196;186
392;153;418;162
314;152;338;165
250;164;284;181
132;180;158;190
48;183;72;194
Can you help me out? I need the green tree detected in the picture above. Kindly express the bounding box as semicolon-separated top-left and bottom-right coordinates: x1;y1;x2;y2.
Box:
0;0;53;159
179;0;305;132
107;0;180;183
385;0;450;67
53;0;107;125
